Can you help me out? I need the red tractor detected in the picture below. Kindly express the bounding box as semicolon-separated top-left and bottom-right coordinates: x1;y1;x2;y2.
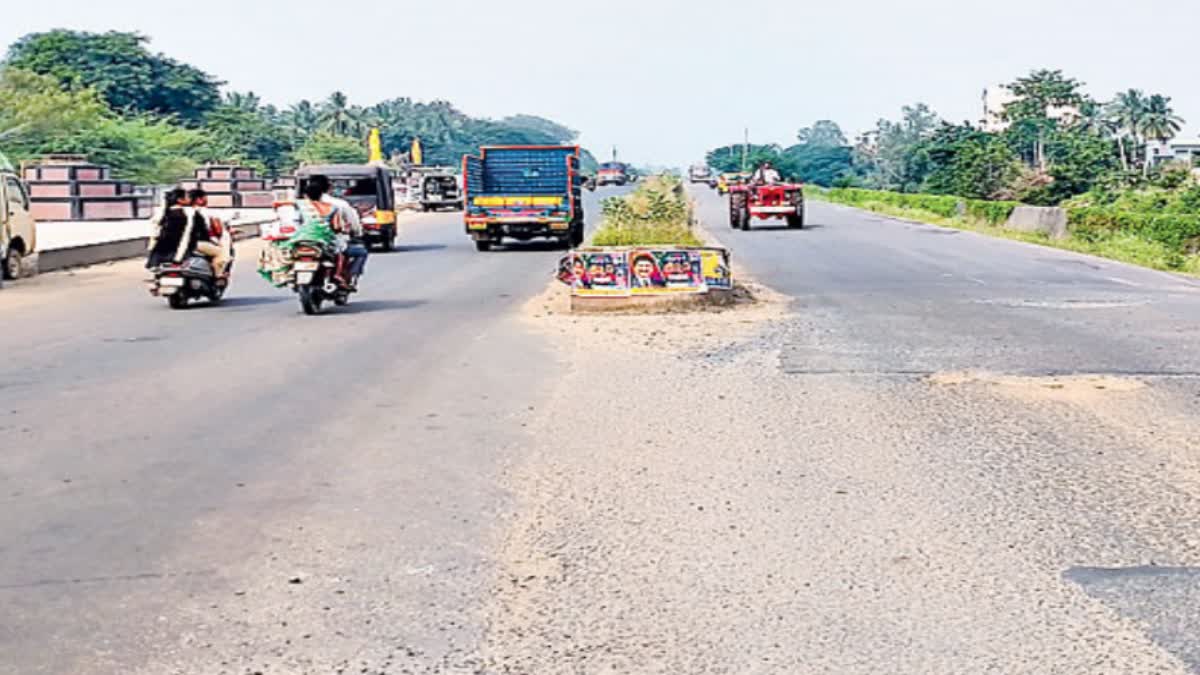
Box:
728;183;805;231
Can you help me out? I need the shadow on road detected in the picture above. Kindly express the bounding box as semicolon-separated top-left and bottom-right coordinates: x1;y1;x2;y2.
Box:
736;223;825;232
492;241;571;253
218;295;291;308
335;299;428;315
392;244;449;254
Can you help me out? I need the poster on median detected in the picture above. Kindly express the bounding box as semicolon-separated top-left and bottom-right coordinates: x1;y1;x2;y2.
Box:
629;249;705;295
572;250;631;297
697;247;733;291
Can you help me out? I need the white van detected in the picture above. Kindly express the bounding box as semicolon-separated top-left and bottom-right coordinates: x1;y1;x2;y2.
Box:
1;169;37;280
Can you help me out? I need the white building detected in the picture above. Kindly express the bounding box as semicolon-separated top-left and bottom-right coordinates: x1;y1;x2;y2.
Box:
981;85;1079;132
1146;139;1200;168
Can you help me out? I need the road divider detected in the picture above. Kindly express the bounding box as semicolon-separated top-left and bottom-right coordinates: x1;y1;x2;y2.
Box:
36;219;273;274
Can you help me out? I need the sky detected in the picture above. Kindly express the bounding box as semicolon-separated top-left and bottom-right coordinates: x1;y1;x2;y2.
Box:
3;0;1198;167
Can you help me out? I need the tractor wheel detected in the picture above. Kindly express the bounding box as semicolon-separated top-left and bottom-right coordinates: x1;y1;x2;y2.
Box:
787;210;805;229
729;193;746;229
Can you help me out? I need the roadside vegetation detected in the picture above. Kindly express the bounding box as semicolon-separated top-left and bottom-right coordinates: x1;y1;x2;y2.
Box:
707;67;1199;275
591;176;702;247
810;186;1200;274
0;30;595;183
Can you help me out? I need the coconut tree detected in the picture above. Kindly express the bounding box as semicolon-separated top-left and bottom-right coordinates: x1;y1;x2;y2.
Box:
285;100;319;135
223;91;261;112
319;91;367;138
1140;94;1184;148
1106;89;1147;172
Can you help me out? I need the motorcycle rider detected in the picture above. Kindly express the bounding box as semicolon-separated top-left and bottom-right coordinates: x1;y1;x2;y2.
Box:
147;187;205;269
299;175;367;287
751;161;782;185
187;188;232;282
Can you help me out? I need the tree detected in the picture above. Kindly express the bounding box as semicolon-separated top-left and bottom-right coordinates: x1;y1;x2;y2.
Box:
1139;94;1185;176
1002;69;1084;172
1106;89;1147;172
705;144;782;174
223;91;262;113
856;103;940;191
319;91;367;138
200;105;295;175
293;131;367;165
796;120;848;148
921;124;1022;199
285;100;320;135
5;30;222;124
0;68;110;159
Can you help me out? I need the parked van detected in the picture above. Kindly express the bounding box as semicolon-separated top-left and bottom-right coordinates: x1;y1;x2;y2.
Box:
1;167;37;280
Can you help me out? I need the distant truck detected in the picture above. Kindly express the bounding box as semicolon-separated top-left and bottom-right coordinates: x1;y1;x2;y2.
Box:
689;165;713;184
463;145;585;252
596;161;632;187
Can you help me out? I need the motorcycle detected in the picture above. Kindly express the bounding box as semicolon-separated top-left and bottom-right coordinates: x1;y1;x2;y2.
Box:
289;239;356;315
150;256;229;309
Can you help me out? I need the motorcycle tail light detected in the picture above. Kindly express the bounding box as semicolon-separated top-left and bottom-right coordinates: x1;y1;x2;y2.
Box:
295;246;320;257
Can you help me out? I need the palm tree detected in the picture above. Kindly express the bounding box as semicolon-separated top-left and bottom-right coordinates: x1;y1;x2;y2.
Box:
1106;89;1147;172
286;100;320;135
319;91;367;138
1140;94;1184;151
223;91;261;112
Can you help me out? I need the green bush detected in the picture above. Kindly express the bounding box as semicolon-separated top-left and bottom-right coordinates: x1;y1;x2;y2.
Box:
591;175;701;246
965;199;1019;225
1067;208;1200;252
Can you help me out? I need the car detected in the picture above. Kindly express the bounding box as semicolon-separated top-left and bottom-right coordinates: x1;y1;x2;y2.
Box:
1;163;37;282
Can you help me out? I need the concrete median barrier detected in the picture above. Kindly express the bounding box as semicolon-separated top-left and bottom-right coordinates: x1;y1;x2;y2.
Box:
36;220;270;274
1005;206;1069;240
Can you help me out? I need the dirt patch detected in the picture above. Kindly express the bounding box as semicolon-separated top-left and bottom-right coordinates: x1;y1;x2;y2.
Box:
928;371;1146;403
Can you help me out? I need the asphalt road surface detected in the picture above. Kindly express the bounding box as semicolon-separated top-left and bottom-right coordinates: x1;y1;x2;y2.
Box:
3;184;1200;674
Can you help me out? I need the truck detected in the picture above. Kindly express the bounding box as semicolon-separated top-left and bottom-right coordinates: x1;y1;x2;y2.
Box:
463;145;585;252
596;161;632;187
412;167;463;211
688;164;713;184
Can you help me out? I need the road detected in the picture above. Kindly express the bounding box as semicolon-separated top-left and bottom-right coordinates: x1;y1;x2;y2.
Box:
3;184;1200;674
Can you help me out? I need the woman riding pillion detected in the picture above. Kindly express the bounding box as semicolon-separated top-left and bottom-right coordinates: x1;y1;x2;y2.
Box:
298;175;368;288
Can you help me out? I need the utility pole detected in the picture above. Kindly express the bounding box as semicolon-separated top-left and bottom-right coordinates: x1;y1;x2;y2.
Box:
741;128;749;173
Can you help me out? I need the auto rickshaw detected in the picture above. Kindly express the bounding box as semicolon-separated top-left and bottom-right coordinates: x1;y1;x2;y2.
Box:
296;164;398;251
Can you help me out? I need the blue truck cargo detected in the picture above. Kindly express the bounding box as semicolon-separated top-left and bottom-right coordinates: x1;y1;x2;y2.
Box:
462;145;584;252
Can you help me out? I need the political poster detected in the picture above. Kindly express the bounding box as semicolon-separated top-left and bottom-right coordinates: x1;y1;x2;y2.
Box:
573;251;631;297
698;247;733;291
629;249;705;295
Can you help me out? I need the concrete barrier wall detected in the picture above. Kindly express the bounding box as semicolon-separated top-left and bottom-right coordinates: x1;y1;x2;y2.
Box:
1005;206;1069;240
36;221;268;274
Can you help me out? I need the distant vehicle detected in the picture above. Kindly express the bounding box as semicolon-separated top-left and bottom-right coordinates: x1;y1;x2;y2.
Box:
596;162;632;187
1;167;37;282
463;145;585;251
296;165;397;252
415;169;463;211
728;182;805;230
689;165;713;184
716;172;750;195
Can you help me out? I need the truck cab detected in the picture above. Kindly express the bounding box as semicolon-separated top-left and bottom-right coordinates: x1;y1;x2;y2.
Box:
1;166;37;281
463;145;584;252
596;162;632;187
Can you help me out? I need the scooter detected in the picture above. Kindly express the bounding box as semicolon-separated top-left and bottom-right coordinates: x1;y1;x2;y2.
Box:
150;256;230;309
289;240;356;315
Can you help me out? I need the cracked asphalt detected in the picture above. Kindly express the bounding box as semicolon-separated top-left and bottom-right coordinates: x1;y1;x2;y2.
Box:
3;186;1200;673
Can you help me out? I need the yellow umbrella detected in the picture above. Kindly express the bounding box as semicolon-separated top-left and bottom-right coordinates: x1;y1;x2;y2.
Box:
411;137;424;166
368;128;383;164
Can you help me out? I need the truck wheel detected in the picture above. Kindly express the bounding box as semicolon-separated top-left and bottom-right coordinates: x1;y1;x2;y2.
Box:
569;222;585;248
3;249;21;280
475;240;493;252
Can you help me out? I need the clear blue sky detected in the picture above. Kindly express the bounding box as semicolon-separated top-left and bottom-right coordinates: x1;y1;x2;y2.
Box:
3;0;1197;166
